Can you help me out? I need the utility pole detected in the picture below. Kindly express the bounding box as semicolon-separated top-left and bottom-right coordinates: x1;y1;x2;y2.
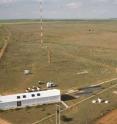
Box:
56;104;61;124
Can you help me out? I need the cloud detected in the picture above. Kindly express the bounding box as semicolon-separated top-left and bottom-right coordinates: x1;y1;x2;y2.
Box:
93;0;109;2
91;0;117;4
0;0;17;4
66;2;82;9
113;0;117;4
97;0;109;2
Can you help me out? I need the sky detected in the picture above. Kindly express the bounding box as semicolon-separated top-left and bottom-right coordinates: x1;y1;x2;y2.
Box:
0;0;117;19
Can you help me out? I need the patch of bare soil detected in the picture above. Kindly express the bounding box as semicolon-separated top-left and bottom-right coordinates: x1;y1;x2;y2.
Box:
96;109;117;124
0;117;11;124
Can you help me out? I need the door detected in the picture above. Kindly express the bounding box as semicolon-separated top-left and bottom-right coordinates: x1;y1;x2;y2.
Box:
17;101;22;107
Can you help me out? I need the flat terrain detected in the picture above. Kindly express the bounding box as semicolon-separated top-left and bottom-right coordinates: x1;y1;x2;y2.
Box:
0;26;7;48
96;109;117;124
0;20;117;124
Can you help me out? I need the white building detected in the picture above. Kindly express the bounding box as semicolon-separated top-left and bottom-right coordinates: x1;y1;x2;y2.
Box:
0;89;61;110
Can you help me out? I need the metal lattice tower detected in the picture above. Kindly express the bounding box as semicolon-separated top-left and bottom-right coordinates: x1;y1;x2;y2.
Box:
39;0;52;64
39;0;43;45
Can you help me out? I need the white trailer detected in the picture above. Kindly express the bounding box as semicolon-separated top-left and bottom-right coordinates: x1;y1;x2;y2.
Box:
0;89;61;110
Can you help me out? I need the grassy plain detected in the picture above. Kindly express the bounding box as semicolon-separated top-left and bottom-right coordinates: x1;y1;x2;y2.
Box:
0;20;117;124
0;25;6;48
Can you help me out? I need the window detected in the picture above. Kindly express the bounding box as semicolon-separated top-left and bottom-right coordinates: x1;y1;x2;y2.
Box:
37;93;40;96
17;101;22;107
23;95;26;98
17;96;20;99
32;94;35;97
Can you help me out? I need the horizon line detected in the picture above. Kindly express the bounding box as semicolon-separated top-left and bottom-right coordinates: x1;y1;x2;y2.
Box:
0;18;117;21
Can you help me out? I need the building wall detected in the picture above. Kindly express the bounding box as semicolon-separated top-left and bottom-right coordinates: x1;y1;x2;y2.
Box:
0;101;16;110
22;95;60;107
0;95;61;110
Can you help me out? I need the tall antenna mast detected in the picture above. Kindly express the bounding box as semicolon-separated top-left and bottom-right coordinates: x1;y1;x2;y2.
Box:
39;0;43;45
39;0;52;64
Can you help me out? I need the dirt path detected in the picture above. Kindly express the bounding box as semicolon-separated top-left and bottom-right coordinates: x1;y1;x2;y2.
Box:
0;41;8;61
96;109;117;124
0;30;11;62
0;118;11;124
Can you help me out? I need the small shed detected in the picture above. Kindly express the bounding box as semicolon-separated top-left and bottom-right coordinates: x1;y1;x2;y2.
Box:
0;89;61;110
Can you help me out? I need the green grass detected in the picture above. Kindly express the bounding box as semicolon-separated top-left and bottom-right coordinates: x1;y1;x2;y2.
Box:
0;20;117;124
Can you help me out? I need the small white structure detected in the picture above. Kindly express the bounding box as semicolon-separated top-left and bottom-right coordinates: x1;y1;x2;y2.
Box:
24;70;31;75
92;100;96;104
98;98;102;103
0;89;61;110
47;81;56;88
105;100;109;104
47;82;51;88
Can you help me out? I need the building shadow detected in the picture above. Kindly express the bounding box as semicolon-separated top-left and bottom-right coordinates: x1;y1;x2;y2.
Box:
61;94;76;101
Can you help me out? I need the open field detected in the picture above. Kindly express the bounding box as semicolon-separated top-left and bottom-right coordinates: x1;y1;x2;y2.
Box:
0;26;6;48
0;20;117;124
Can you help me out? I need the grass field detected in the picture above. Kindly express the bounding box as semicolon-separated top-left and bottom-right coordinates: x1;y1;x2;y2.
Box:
0;25;7;48
0;20;117;124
